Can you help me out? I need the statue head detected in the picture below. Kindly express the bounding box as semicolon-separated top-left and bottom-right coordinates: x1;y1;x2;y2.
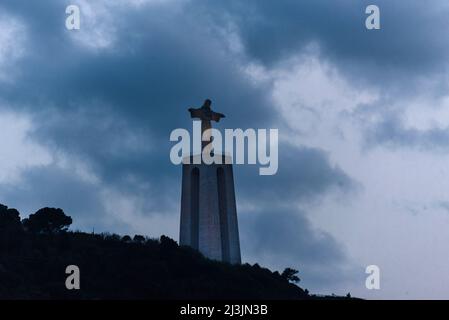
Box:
203;99;212;108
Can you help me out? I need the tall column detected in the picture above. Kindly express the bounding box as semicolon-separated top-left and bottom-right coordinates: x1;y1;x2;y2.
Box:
180;156;241;264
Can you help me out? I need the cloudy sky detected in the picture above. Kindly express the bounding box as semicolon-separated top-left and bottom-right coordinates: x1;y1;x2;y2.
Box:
1;0;449;299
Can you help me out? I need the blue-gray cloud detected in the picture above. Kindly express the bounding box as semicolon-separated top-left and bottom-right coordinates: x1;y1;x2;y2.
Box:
365;114;449;151
0;0;361;291
199;0;449;79
240;208;355;292
237;144;354;205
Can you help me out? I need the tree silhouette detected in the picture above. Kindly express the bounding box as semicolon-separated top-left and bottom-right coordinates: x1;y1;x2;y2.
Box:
22;207;72;234
133;235;145;243
281;267;300;283
160;234;178;249
0;204;23;251
0;204;22;231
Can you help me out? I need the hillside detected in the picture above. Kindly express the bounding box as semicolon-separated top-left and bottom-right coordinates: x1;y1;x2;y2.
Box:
0;204;313;299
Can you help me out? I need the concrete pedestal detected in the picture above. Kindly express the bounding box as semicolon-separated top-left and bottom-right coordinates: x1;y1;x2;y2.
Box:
179;155;241;264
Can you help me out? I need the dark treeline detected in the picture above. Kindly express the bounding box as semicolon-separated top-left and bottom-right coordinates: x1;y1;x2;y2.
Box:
0;203;351;299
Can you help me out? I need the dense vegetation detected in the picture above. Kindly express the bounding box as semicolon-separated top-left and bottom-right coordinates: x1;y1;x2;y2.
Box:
0;204;314;299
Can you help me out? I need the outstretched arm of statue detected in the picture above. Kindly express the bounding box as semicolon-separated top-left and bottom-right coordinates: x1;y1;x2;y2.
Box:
211;111;225;122
188;107;201;119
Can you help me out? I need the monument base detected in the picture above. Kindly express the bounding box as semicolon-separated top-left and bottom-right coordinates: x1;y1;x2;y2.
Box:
179;155;241;264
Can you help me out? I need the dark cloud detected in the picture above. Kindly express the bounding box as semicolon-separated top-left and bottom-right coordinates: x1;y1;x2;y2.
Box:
0;0;274;126
199;0;449;80
240;208;356;292
0;165;106;230
356;94;449;151
188;0;449;156
235;142;356;292
0;0;276;188
236;143;354;206
365;114;449;152
0;0;359;290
